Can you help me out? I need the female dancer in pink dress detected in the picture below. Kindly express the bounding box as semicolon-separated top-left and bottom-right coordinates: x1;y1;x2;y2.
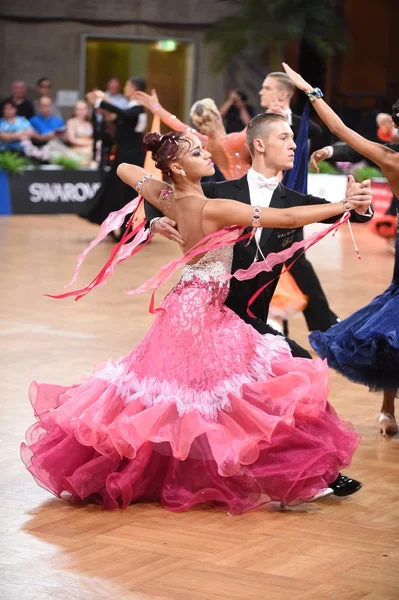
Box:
21;127;368;513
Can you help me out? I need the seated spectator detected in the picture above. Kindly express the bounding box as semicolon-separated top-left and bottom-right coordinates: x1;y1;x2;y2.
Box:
30;96;65;144
0;81;35;120
219;89;255;133
29;97;89;164
34;77;62;118
66;100;94;165
0;100;34;153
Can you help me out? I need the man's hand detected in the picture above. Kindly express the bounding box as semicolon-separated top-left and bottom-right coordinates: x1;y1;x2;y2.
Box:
152;217;184;244
310;147;331;172
266;95;288;118
345;175;372;214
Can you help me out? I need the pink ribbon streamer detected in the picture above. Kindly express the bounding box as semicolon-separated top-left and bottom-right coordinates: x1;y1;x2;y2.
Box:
233;213;350;318
46;196;152;301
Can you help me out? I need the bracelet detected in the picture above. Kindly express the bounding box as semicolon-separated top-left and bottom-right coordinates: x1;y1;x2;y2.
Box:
342;200;351;212
252;205;262;230
136;174;154;195
306;88;323;103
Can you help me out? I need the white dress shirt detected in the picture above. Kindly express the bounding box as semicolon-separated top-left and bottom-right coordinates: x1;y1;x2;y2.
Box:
247;168;280;242
285;107;292;125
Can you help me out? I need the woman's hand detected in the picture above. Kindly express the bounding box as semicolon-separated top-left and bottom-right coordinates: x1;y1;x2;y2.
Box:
282;62;313;93
133;89;160;112
345;175;373;213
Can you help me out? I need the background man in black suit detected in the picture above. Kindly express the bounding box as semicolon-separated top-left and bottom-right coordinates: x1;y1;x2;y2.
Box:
82;77;147;229
259;72;343;332
146;113;373;360
259;71;322;139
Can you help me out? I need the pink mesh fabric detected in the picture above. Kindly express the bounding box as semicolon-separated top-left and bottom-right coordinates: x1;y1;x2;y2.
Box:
22;243;359;513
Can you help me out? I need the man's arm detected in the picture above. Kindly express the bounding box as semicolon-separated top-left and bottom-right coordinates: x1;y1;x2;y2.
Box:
97;100;141;122
290;175;373;223
332;141;399;162
310;141;399;171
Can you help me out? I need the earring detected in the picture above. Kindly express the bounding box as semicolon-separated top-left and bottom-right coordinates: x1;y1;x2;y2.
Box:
180;169;186;177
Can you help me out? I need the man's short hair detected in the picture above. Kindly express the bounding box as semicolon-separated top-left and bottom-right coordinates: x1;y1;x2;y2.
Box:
129;77;146;92
36;77;51;87
267;72;296;99
38;95;52;105
246;113;288;155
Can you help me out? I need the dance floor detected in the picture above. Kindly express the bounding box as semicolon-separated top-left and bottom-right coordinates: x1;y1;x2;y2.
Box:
1;215;398;600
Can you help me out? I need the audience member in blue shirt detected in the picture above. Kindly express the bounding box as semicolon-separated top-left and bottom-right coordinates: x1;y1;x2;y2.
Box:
30;96;65;144
0;100;34;152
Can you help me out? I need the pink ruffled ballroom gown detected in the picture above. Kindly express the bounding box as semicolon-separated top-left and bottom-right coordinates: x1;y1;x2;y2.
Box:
22;244;360;513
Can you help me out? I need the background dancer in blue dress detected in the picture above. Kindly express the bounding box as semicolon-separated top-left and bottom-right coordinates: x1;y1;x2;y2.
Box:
284;63;399;436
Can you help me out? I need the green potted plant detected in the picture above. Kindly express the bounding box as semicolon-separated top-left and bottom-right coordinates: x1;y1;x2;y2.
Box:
308;160;341;175
0;151;31;214
353;165;384;182
51;156;81;171
0;150;30;174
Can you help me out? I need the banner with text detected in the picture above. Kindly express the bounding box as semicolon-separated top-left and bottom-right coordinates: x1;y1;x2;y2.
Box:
9;170;102;214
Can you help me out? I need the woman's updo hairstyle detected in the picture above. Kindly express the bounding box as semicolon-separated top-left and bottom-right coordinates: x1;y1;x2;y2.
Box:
142;131;192;179
392;98;399;128
189;98;219;131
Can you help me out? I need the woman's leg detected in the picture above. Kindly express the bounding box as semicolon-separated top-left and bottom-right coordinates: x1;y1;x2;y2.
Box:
378;389;398;436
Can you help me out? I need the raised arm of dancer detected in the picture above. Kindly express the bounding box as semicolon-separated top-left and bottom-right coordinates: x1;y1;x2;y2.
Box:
282;63;399;193
203;188;372;233
117;163;170;210
133;89;208;146
86;91;142;125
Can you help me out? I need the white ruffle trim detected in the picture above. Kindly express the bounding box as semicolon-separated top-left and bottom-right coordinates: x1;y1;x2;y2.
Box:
93;333;291;420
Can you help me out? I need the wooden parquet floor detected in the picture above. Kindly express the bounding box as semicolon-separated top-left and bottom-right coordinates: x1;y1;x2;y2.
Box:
1;215;398;600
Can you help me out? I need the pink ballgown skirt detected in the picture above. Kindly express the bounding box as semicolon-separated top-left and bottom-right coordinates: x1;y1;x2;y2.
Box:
21;246;359;513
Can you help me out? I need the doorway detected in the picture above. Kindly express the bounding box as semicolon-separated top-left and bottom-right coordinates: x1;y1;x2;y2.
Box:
82;35;196;130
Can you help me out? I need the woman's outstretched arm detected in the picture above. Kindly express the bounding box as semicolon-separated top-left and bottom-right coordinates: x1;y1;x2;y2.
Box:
282;63;398;179
133;89;208;146
203;188;372;232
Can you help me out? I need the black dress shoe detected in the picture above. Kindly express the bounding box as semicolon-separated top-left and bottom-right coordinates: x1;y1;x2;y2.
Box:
330;473;363;497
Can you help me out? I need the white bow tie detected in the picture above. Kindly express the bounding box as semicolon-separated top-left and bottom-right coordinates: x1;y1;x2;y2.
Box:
247;171;280;191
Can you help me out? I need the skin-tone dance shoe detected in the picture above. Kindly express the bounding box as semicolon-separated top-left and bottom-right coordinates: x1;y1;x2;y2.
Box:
378;412;398;436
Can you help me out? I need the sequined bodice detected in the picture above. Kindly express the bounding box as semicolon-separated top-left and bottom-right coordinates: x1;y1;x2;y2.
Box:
172;246;234;308
182;246;233;276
